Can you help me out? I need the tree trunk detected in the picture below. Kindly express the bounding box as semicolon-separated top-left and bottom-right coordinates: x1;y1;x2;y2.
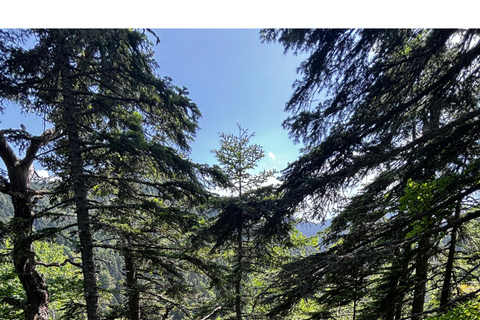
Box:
1;131;52;320
411;236;430;318
411;104;440;318
384;244;411;320
440;202;460;308
235;224;243;320
235;172;243;320
10;166;49;320
394;258;410;320
124;240;141;320
394;276;408;320
64;91;100;320
55;30;100;320
383;266;401;320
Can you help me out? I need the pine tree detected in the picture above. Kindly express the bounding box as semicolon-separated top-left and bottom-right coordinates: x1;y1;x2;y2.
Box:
0;127;57;320
99;184;224;320
262;29;480;319
2;28;215;320
201;125;290;320
0;30;62;320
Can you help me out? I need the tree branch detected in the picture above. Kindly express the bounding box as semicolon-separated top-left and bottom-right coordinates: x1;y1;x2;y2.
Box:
0;131;20;169
398;288;480;320
142;291;193;318
198;306;222;320
22;127;59;168
36;258;82;268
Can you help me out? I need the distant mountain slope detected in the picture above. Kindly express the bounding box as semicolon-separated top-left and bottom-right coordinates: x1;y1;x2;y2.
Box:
296;220;330;238
0;192;13;223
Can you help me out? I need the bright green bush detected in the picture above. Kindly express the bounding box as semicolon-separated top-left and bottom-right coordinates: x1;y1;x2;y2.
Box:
428;298;480;320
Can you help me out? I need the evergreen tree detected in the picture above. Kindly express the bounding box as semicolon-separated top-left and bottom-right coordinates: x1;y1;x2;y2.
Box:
0;30;62;320
0;127;58;320
99;187;225;320
2;28;219;320
262;29;480;319
202;125;291;320
0;239;84;320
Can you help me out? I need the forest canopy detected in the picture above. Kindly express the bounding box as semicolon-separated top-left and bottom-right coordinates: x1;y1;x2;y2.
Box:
262;28;480;320
1;28;480;320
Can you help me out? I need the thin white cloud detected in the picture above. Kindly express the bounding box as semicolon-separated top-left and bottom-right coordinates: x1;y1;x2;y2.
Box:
268;152;276;161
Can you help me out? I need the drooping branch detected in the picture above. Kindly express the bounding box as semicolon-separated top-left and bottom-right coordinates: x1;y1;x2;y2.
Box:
141;289;193;319
397;288;480;320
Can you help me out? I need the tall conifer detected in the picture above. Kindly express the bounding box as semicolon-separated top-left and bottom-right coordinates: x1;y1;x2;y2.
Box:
263;29;480;319
1;29;213;320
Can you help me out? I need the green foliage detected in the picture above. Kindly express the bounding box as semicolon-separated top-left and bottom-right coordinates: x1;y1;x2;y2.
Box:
36;243;85;320
212;124;275;195
399;178;453;238
0;243;24;319
0;192;13;224
201;125;295;319
428;298;480;320
3;27;480;320
0;239;84;319
0;28;220;320
262;28;480;319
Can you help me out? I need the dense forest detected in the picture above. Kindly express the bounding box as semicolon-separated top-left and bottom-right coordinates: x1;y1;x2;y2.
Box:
1;28;480;320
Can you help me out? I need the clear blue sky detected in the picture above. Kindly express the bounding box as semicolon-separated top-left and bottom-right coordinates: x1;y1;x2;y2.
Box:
1;29;307;176
152;29;306;174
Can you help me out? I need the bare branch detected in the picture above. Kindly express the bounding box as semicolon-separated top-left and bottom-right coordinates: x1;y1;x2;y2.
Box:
22;127;59;168
146;28;161;45
36;258;82;268
0;131;20;168
198;306;222;320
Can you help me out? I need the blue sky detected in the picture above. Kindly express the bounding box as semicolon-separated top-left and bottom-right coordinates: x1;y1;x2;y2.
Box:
152;29;306;174
1;29;307;177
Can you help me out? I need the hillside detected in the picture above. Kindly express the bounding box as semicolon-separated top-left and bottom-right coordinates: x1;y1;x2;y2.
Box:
296;220;330;238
